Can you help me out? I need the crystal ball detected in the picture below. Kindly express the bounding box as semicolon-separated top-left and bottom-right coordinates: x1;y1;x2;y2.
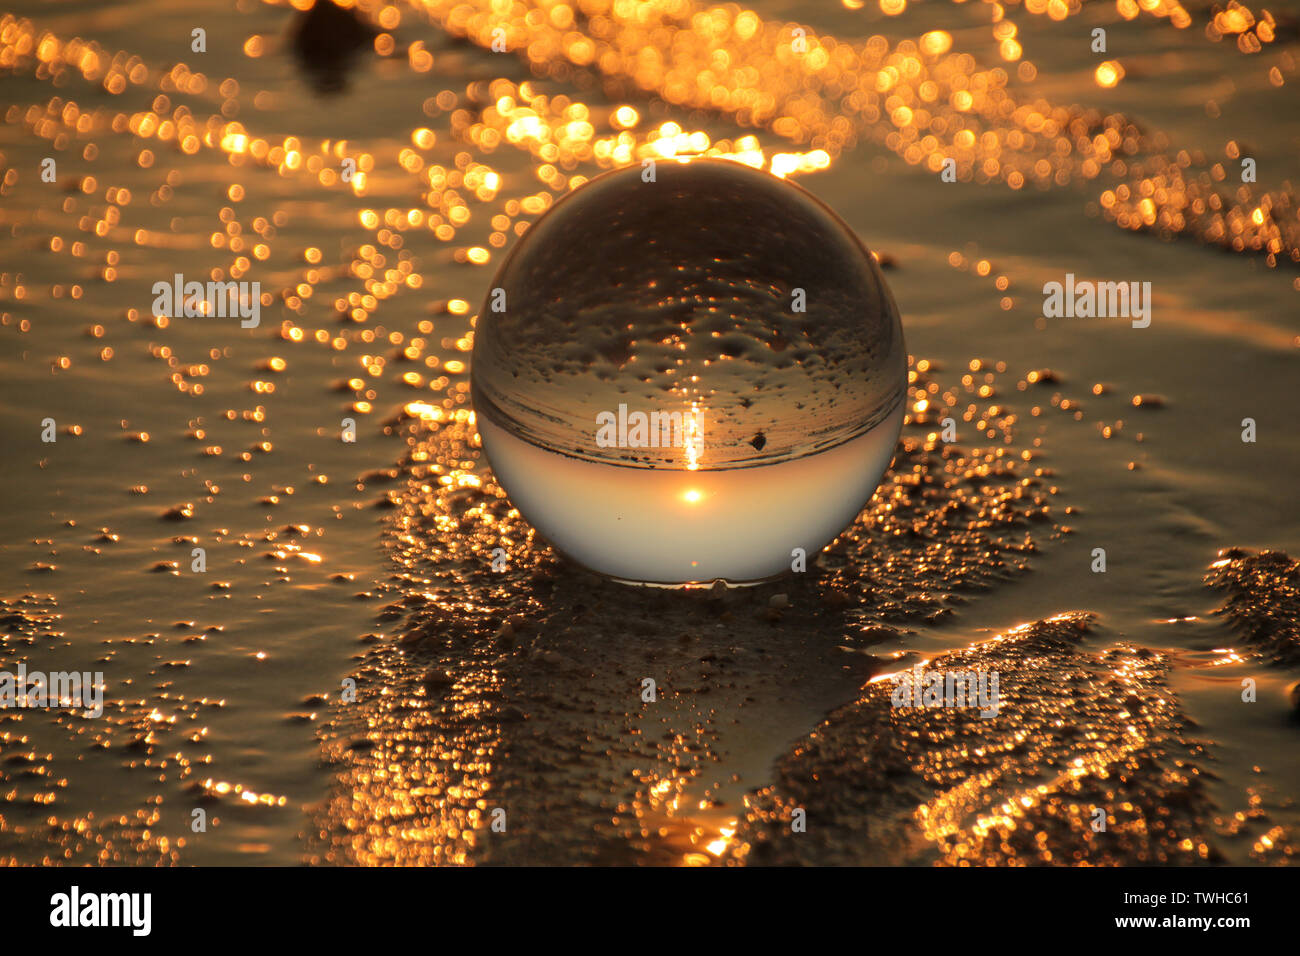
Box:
471;158;906;584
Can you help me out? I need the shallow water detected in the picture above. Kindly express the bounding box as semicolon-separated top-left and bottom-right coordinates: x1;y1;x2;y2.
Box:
1;0;1297;865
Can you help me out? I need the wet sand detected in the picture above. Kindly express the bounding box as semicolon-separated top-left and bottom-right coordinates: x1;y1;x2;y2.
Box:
1;0;1298;865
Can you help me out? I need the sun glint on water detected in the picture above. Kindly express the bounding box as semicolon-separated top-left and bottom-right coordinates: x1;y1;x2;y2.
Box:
471;159;907;585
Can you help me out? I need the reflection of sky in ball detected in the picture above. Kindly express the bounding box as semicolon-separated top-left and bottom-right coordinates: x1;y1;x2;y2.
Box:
472;159;907;468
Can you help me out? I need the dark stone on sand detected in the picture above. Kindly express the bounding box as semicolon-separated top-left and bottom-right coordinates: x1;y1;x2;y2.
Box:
497;706;527;723
289;0;378;95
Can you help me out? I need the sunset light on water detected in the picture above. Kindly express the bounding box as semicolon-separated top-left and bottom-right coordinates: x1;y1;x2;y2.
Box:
0;0;1296;931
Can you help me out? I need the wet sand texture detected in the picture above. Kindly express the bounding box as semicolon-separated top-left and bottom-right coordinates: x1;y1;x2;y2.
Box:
308;359;1066;864
730;613;1224;866
1206;549;1300;666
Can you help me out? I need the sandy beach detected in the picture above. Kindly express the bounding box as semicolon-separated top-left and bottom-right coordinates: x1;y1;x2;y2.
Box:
1;0;1297;867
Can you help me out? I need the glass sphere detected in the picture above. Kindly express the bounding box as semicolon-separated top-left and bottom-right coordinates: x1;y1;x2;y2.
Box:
471;158;906;584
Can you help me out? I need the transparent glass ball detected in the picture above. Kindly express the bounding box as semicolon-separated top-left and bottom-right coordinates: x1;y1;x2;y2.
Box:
471;158;906;585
